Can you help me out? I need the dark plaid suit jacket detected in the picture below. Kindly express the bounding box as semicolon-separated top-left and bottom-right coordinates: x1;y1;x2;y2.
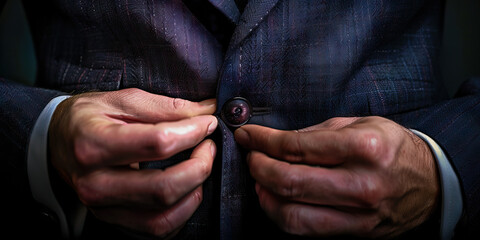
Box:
1;0;479;239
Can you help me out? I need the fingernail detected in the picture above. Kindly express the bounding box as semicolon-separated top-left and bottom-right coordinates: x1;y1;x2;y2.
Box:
234;128;250;146
207;118;218;135
200;99;216;107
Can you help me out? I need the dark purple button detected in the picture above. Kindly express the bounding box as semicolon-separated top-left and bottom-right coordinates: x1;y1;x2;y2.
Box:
221;97;252;127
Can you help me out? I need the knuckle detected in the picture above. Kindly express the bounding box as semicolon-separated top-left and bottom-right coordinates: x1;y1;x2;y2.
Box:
172;98;187;111
152;130;171;158
153;177;177;206
356;177;382;209
75;176;103;206
149;214;175;237
281;133;304;162
278;169;302;198
348;121;397;168
73;139;101;167
354;130;385;162
279;206;302;235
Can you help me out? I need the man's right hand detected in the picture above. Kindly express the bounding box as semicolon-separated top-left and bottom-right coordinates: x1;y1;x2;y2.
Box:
48;88;218;238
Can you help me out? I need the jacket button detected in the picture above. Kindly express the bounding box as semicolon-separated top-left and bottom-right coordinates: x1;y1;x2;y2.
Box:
221;97;252;127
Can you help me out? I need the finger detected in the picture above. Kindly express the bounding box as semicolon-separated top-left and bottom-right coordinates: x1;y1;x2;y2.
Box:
76;140;216;208
235;125;345;166
76;115;217;167
105;88;216;122
256;184;380;237
92;186;203;238
235;124;380;166
247;151;384;209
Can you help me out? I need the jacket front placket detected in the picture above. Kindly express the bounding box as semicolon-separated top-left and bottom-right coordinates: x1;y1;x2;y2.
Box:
213;0;280;239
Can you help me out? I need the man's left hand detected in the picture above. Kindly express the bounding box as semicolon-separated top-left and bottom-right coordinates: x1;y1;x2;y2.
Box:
234;116;439;239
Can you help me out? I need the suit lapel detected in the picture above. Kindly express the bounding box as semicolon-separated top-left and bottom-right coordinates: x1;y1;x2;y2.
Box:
230;0;280;48
208;0;241;23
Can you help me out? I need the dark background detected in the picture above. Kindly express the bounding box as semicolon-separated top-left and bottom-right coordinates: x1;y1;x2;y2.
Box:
1;0;479;96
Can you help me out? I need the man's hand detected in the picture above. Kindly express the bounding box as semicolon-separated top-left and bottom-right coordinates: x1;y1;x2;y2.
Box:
49;88;218;238
235;116;439;239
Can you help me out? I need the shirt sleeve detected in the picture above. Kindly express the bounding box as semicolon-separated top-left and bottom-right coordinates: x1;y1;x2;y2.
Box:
411;129;463;240
27;95;87;239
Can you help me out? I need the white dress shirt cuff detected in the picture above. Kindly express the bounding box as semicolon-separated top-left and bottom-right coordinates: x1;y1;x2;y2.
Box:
410;129;463;240
27;95;86;239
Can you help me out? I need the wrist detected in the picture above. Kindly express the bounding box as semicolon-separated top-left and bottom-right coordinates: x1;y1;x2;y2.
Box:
403;127;441;222
410;129;463;240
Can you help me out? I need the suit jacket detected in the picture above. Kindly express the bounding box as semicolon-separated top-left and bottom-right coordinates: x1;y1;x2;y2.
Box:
1;0;479;239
